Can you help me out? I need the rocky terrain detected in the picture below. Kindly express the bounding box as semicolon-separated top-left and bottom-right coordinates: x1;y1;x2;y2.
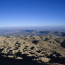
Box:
0;36;65;65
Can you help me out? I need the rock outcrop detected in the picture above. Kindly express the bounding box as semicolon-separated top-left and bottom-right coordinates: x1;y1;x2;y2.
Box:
0;36;65;65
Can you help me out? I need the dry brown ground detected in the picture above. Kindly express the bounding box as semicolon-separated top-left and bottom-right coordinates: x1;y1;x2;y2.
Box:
0;36;65;65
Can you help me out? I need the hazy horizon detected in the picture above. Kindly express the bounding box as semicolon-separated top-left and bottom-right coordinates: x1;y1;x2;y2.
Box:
0;26;65;31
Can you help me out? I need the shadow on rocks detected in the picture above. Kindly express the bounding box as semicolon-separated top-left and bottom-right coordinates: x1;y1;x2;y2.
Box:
0;52;47;65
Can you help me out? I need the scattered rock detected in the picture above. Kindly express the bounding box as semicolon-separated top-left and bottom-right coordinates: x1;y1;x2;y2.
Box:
0;36;65;65
40;57;51;63
32;40;39;44
61;41;65;48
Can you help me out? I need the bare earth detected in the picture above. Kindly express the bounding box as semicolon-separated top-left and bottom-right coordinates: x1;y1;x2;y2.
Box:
0;36;65;65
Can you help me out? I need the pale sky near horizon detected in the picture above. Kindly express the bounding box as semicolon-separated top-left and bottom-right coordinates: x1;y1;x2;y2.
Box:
0;0;65;27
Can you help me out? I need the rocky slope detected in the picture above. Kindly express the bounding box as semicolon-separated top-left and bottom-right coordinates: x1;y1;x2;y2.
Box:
0;36;65;65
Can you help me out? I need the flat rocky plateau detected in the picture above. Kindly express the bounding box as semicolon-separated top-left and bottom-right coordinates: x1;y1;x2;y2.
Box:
0;36;65;65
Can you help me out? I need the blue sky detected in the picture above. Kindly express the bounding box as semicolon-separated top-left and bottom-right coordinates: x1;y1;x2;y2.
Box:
0;0;65;27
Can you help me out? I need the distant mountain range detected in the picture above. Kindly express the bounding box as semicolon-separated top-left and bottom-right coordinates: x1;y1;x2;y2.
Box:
0;29;65;37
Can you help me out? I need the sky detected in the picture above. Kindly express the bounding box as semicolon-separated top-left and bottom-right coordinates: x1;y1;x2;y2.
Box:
0;0;65;27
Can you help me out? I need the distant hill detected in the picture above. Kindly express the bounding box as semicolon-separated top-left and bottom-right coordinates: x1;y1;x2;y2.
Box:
0;29;65;37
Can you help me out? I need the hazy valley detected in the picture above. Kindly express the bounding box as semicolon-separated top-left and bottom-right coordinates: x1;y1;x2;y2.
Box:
0;29;65;37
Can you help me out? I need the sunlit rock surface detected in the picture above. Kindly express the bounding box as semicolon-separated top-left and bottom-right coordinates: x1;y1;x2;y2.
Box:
0;36;65;65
